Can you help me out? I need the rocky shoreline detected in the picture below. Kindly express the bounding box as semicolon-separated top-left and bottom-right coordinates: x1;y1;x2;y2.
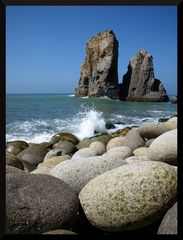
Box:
6;115;177;235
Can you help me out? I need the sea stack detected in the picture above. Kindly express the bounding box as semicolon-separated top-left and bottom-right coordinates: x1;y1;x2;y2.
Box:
119;50;169;102
75;30;119;99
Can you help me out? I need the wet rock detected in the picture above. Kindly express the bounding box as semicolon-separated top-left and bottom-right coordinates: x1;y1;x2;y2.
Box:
53;140;76;155
6;153;24;170
6;140;29;155
105;122;115;129
50;132;79;145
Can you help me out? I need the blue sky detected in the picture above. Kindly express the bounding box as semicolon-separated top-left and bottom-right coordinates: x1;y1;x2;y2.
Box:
6;6;177;95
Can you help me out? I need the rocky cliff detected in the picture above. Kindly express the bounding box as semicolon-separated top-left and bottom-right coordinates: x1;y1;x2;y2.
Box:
75;30;119;99
119;50;169;102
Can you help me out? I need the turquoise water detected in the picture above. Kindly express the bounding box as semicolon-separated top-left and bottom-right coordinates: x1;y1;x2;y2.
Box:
6;94;177;143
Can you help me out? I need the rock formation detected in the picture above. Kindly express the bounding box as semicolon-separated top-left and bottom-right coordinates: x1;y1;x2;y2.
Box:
119;50;169;101
75;30;119;99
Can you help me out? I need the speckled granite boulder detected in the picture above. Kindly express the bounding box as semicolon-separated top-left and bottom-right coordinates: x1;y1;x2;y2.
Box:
133;147;149;157
147;129;177;165
50;156;128;195
31;155;71;175
124;129;145;151
89;141;106;155
6;169;79;234
103;146;132;159
79;161;177;231
6;153;24;170
106;137;125;151
124;156;151;164
71;148;96;160
158;202;177;234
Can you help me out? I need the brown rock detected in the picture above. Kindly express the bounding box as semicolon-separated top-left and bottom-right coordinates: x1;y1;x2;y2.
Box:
120;49;169;102
75;30;119;99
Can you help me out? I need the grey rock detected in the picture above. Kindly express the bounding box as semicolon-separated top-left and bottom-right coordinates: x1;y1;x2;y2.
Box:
158;202;177;234
120;50;169;102
53;140;76;155
44;149;64;161
6;169;79;234
17;144;48;167
124;129;145;151
43;229;77;235
75;30;119;99
6;153;24;170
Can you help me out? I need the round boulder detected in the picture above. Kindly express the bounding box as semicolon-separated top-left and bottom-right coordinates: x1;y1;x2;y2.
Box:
106;137;125;151
89;141;106;155
147;129;177;165
50;132;79;145
50;156;128;195
133;147;149;157
6;169;79;234
158;202;177;234
103;146;132;160
79;161;177;232
71;148;96;160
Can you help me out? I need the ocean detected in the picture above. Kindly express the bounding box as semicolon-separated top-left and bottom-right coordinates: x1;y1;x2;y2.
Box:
6;94;177;144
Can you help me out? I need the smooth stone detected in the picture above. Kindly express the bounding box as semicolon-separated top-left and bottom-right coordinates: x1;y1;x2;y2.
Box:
133;147;149;157
145;138;155;147
17;144;48;167
52;140;76;155
79;161;177;232
6;140;29;155
89;141;106;155
31;155;71;174
124;129;145;151
76;134;112;150
50;132;79;145
158;202;177;234
6;169;79;234
6;153;24;170
106;137;125;151
147;129;177;165
71;148;96;160
124;156;151;164
103;146;132;159
138;117;177;139
43;229;77;235
50;156;128;195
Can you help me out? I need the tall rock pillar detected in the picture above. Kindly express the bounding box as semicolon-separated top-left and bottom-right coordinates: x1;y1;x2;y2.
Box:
75;30;119;99
120;50;169;102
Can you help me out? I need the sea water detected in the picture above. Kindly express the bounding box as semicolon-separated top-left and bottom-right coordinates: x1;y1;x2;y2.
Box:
6;94;177;143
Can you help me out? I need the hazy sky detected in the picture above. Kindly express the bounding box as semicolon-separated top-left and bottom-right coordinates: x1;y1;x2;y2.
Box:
6;6;177;95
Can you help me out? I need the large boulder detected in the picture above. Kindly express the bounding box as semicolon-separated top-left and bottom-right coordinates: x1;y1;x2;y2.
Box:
120;49;169;102
106;136;125;151
79;161;177;232
147;129;177;165
103;146;132;160
75;30;119;99
6;153;24;170
50;132;79;145
50;156;128;195
158;202;177;234
6;166;79;234
52;140;76;155
89;141;106;155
